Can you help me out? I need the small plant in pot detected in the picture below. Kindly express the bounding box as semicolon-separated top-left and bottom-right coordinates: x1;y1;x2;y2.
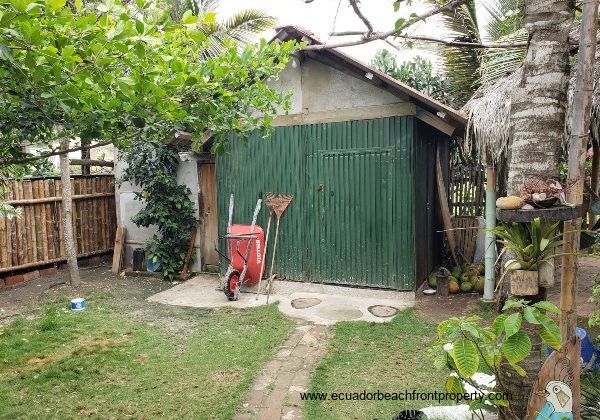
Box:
490;218;563;296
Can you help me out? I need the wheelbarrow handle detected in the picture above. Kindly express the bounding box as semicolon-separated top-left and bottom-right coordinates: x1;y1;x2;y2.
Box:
215;247;230;263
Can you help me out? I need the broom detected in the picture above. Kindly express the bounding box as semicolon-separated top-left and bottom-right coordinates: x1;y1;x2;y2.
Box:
265;193;293;303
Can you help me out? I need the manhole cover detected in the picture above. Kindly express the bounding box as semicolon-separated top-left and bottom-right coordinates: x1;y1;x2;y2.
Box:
368;305;399;318
317;306;363;321
291;297;322;309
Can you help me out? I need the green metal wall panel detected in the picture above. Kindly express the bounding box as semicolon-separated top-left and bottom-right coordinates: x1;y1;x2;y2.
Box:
216;126;306;280
216;117;415;290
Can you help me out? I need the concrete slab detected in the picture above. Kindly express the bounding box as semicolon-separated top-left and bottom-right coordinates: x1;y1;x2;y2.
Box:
147;274;415;324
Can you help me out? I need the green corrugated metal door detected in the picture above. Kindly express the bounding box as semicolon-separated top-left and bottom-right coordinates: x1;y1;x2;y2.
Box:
304;118;414;289
217;117;415;290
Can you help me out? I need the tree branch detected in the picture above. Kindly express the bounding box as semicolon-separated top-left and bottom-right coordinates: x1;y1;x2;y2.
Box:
1;128;145;165
2;139;116;165
330;31;528;49
348;0;373;37
302;0;471;50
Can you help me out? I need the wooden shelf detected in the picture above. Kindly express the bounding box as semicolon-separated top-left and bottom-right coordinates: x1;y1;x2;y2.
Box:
496;205;583;223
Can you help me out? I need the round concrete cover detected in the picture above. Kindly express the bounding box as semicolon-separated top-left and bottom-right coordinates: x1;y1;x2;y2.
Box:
368;305;399;318
317;306;363;321
291;297;322;309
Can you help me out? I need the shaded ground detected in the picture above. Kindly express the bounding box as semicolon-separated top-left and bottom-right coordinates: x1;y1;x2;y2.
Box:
0;265;174;326
417;256;600;327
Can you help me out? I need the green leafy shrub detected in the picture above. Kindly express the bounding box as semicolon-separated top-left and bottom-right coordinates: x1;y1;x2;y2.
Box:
119;139;197;280
429;299;562;416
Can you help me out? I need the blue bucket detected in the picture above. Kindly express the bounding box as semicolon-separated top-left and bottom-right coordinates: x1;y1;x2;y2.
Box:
70;298;86;311
547;327;600;371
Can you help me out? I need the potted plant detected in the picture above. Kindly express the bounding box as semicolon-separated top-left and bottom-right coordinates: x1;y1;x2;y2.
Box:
491;218;563;295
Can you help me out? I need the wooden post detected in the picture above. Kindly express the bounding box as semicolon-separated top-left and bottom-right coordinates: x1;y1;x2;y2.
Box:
558;1;598;418
560;0;598;342
590;142;599;226
111;225;126;273
483;153;496;302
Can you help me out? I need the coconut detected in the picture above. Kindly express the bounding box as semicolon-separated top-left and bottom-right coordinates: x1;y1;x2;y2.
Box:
449;281;460;294
474;276;485;293
428;274;437;288
496;196;524;209
460;282;474;293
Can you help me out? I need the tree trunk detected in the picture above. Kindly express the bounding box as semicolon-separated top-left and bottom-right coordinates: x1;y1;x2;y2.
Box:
506;1;573;195
59;138;81;286
499;1;573;418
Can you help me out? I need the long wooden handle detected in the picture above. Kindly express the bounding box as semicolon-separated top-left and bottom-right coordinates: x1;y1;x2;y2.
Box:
436;147;460;266
266;217;281;304
181;226;197;275
256;211;273;299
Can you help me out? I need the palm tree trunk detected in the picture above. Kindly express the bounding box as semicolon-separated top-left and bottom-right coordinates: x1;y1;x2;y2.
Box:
506;0;573;195
59;138;81;286
499;1;573;418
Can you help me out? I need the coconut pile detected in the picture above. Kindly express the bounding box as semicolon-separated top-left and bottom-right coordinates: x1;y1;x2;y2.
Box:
428;263;486;295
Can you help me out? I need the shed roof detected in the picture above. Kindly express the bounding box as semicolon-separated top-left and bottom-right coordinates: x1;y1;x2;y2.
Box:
274;25;467;132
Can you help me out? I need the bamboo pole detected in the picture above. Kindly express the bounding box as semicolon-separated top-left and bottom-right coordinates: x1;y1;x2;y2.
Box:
560;0;599;344
10;181;18;266
4;192;115;206
0;249;113;274
44;180;54;260
24;181;35;263
590;142;599;226
483;153;497;302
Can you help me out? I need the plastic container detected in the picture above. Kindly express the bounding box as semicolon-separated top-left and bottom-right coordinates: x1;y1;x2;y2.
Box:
70;298;86;311
133;248;145;271
547;327;600;371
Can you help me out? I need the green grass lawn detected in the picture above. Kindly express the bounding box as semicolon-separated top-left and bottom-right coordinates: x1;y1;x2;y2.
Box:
305;308;450;420
0;294;294;419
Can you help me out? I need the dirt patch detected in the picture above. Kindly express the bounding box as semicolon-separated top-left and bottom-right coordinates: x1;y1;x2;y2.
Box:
25;353;63;369
417;293;484;323
0;265;207;337
417;256;600;325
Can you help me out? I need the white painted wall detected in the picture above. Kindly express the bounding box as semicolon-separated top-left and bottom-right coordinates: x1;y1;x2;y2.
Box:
114;152;202;272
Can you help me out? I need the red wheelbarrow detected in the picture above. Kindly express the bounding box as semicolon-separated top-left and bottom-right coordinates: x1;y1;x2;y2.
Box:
218;194;265;301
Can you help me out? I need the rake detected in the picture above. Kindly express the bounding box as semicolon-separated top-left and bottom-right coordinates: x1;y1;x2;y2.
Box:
264;193;293;303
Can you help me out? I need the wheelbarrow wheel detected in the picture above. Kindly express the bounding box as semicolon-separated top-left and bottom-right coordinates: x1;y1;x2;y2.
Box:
224;270;241;301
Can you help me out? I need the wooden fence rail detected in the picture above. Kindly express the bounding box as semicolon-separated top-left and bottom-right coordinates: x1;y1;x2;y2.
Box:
0;174;116;273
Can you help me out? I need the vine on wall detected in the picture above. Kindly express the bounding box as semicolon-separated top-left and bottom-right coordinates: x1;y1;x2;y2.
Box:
119;139;197;280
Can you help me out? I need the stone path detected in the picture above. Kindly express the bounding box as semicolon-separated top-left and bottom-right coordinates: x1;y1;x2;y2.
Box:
234;322;330;420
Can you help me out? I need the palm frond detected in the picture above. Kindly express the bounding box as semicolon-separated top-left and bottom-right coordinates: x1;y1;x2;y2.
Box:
220;10;276;44
480;0;524;41
478;29;527;85
418;0;482;106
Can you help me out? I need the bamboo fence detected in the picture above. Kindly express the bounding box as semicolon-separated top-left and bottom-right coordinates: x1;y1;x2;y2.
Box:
0;174;116;273
449;162;485;217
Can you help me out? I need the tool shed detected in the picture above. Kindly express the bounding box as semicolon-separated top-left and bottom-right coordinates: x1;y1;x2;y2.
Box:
197;26;467;291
